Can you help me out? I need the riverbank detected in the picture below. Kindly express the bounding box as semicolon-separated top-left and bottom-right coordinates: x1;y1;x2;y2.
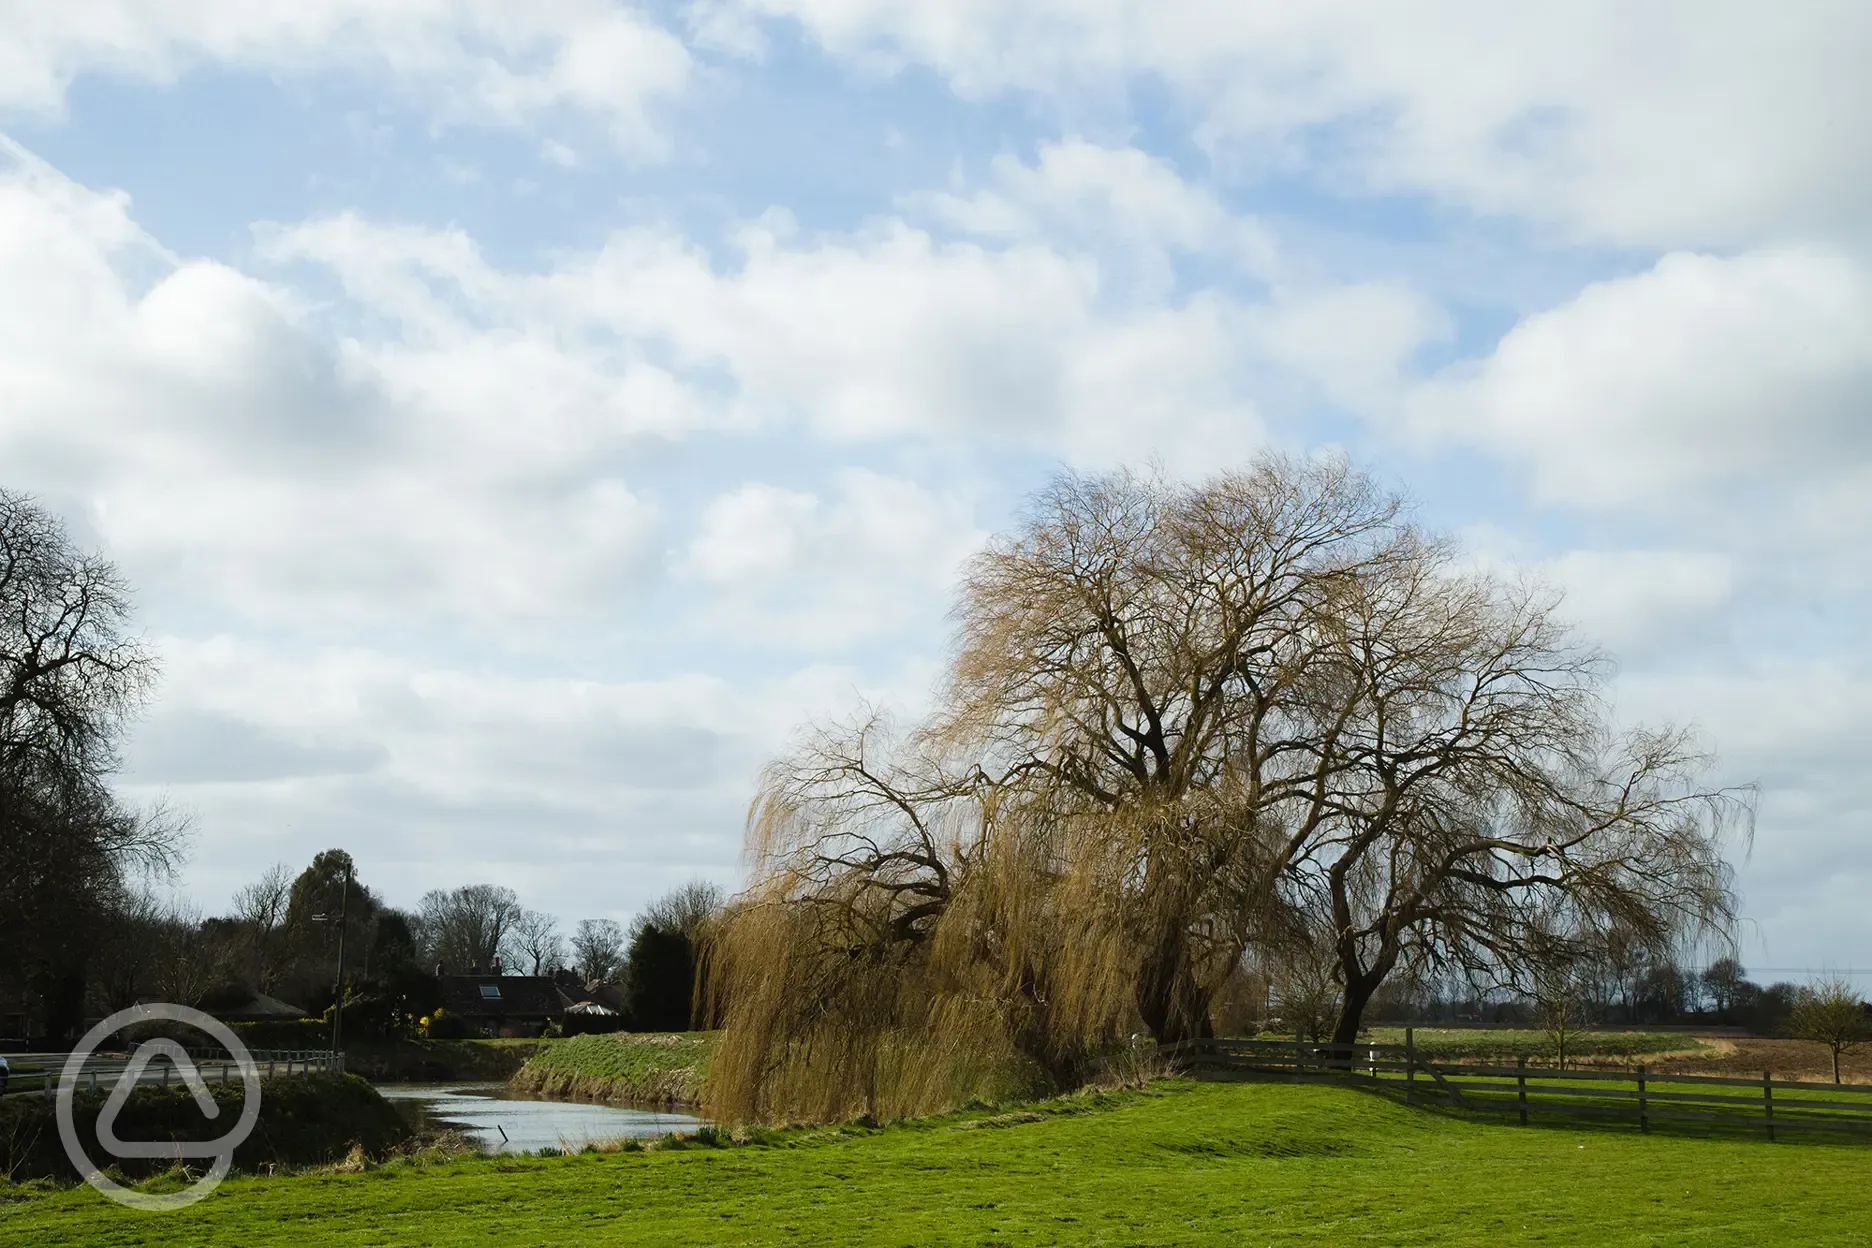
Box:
8;1078;1872;1245
507;1033;713;1108
0;1074;408;1183
343;1039;552;1083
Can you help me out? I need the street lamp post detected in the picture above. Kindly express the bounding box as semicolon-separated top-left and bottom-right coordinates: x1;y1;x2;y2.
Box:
333;862;351;1056
317;862;353;1058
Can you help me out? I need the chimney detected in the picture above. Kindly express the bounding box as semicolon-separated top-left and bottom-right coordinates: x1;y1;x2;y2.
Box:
491;954;503;975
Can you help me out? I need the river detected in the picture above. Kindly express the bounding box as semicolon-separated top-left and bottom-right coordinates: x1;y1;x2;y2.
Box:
376;1083;707;1154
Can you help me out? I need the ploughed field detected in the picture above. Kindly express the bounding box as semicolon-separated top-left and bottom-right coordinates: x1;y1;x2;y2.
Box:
6;1077;1870;1246
1360;1028;1872;1083
1362;1027;1719;1064
1641;1036;1872;1083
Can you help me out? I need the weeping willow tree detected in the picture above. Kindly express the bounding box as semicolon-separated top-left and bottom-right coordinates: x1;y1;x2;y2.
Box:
1273;534;1751;1044
703;714;1032;1124
705;454;1744;1123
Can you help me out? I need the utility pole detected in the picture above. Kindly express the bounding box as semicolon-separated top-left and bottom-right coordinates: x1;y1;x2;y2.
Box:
331;860;352;1057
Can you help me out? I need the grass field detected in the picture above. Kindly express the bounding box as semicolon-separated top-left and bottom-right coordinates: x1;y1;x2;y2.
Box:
6;1077;1870;1246
507;1032;713;1106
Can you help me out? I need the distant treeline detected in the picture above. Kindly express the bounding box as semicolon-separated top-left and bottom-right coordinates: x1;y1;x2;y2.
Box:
1212;952;1823;1038
5;846;728;1046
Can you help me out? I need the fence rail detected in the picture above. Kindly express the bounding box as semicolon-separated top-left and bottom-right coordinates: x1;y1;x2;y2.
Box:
1;1049;343;1099
1157;1035;1872;1141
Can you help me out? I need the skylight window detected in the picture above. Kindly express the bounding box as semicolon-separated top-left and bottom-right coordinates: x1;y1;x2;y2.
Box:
479;984;502;999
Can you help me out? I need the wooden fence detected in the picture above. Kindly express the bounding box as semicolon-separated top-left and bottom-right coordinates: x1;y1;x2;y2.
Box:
1157;1035;1872;1141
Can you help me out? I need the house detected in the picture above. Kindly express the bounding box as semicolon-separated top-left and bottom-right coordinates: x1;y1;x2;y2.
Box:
436;974;570;1037
197;984;311;1022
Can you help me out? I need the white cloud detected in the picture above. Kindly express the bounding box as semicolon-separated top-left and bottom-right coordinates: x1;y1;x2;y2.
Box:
915;140;1280;292
1614;661;1872;968
723;0;1872;248
1541;549;1737;662
268;198;1434;472
0;146;668;633
115;633;952;920
117;637;761;917
1406;248;1872;511
246;136;1471;477
8;11;1867;971
0;1;692;152
681;470;984;648
12;140;1431;645
686;483;821;585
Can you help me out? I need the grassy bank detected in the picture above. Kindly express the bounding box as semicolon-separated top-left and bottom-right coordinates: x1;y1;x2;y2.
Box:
0;1074;408;1183
507;1033;712;1107
342;1039;553;1083
7;1077;1871;1245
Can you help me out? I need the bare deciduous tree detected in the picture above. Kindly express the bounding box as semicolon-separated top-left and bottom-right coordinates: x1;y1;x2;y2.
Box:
1528;951;1599;1070
1788;977;1869;1084
637;880;725;943
1702;957;1747;1021
503;908;564;977
1280;543;1747;1044
231;863;294;991
93;890;216;1010
570;918;626;983
1266;941;1342;1044
0;490;156;780
0;490;179;1039
419;884;522;975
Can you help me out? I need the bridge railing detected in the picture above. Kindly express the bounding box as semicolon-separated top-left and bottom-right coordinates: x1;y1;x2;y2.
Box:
1;1049;343;1098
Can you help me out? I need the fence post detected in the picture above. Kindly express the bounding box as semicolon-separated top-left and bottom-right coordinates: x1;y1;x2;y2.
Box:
1405;1028;1415;1103
1763;1071;1774;1143
1295;1039;1305;1078
1637;1065;1648;1135
1517;1056;1528;1126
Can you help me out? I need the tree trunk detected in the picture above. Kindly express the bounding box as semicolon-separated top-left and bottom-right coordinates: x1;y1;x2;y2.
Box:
1330;975;1378;1048
1833;1047;1842;1085
1134;934;1215;1045
1136;972;1215;1044
1329;926;1398;1048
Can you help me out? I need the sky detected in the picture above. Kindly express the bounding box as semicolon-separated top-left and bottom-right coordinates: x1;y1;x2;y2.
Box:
1;2;1867;979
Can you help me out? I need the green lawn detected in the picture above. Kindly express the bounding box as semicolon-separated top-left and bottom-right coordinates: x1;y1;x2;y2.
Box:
5;1078;1869;1246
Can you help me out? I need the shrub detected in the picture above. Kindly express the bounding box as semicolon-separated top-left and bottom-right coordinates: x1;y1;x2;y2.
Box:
422;1008;472;1040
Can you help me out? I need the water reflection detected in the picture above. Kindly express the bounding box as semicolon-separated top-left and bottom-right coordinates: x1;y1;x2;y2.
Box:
377;1083;707;1154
